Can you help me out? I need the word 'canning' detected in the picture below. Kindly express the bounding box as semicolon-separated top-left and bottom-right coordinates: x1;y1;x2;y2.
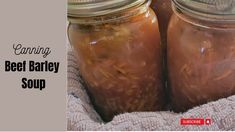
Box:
13;44;51;58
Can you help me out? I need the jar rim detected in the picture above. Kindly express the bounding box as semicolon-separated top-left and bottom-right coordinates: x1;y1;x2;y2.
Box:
172;0;235;22
68;0;150;18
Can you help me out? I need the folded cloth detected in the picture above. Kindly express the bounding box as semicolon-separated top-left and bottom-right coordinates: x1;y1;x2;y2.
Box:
67;51;235;131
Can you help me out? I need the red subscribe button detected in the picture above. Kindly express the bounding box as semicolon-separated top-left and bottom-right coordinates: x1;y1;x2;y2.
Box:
180;118;212;125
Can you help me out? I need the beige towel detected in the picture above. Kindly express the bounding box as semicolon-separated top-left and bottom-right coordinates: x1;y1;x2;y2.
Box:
67;51;235;131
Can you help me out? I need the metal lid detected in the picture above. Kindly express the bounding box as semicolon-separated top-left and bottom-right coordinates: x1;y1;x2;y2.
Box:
68;0;148;17
173;0;235;21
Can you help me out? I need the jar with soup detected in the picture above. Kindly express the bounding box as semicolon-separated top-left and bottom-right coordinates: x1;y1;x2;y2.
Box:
68;0;166;121
168;0;235;112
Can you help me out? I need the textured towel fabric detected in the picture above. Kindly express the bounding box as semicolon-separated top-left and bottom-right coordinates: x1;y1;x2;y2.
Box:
67;51;235;131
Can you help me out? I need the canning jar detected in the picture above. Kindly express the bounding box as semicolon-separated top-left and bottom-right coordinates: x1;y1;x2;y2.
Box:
68;0;165;121
168;0;235;112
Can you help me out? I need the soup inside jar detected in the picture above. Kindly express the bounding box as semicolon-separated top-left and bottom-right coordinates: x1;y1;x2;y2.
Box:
168;14;235;112
68;9;165;121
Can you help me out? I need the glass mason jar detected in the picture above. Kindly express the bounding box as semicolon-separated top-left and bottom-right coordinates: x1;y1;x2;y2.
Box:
168;0;235;112
68;0;166;121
